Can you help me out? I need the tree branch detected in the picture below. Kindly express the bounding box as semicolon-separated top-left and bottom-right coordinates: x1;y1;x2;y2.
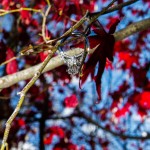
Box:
79;112;150;140
114;18;150;41
15;111;150;140
0;18;150;89
91;0;139;16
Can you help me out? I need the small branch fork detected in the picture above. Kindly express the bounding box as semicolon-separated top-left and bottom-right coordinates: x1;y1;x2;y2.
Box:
0;0;141;149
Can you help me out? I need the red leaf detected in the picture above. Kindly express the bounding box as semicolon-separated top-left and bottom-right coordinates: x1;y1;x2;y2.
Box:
80;146;86;150
44;126;65;145
102;0;108;3
114;40;130;52
114;103;131;118
18;118;25;127
80;19;119;100
39;51;49;62
106;17;120;34
67;143;78;150
139;91;150;109
94;58;106;101
50;126;65;138
20;10;31;25
118;52;139;69
1;0;9;9
6;48;18;74
44;134;54;145
53;147;62;150
64;94;79;108
108;18;120;34
131;65;148;88
105;58;113;69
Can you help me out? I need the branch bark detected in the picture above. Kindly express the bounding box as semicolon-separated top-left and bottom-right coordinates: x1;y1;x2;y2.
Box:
0;18;150;89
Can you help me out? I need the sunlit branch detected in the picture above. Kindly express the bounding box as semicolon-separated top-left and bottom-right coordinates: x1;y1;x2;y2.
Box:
46;0;51;6
0;7;41;16
41;5;51;43
0;18;149;89
114;18;150;41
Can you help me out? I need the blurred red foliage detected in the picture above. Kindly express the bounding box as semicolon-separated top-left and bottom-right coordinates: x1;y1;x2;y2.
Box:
6;48;18;74
64;94;79;108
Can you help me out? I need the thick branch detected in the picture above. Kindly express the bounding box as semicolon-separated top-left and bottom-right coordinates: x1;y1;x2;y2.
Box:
0;18;150;89
114;18;150;41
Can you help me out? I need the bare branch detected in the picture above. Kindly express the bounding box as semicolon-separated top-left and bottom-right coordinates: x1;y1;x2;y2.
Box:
41;5;51;43
79;112;150;140
0;18;150;89
91;0;139;16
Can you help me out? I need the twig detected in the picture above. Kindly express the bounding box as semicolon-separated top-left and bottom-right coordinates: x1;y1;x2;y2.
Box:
41;5;51;43
0;56;18;66
0;7;42;16
89;0;117;23
104;0;139;15
46;0;51;6
0;96;10;100
91;0;139;16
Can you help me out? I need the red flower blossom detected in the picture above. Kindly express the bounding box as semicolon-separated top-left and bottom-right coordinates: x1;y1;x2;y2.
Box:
64;94;79;108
